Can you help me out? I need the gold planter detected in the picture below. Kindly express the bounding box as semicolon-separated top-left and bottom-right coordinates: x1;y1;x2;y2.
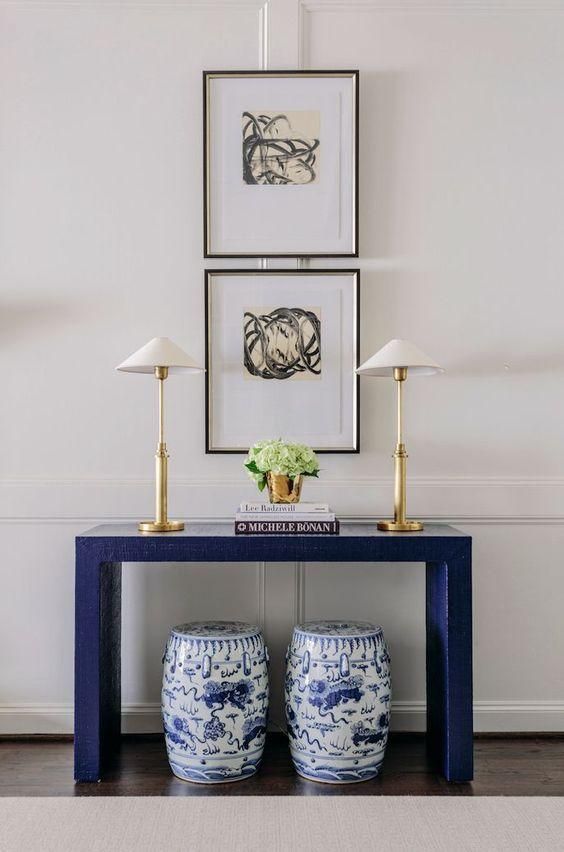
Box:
266;472;303;504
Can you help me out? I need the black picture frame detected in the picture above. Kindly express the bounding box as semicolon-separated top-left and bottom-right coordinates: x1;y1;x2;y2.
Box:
205;269;360;454
203;70;359;258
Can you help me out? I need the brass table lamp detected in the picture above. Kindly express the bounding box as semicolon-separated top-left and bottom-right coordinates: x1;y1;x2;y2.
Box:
356;339;443;532
116;337;203;532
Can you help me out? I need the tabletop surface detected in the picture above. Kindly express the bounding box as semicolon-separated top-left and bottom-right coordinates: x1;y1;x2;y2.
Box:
78;522;469;539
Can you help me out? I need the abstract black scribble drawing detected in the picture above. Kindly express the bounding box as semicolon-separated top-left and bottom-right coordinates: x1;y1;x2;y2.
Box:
243;307;321;380
242;112;320;185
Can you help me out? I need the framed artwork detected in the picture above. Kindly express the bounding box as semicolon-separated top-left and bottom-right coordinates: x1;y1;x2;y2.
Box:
203;71;359;257
205;269;360;453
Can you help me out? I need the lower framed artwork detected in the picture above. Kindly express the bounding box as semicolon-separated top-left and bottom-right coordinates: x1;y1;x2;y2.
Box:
205;269;360;453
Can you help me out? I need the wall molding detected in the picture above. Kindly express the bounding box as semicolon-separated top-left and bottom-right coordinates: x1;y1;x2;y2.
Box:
2;0;563;741
300;0;564;12
2;477;564;523
294;562;306;623
0;0;270;91
2;701;562;735
259;0;270;69
298;0;564;66
4;516;564;525
257;561;266;630
0;1;268;8
4;475;563;485
3;0;563;8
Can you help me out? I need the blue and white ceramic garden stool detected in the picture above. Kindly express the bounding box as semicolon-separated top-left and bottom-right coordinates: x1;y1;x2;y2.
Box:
162;621;269;783
285;621;391;783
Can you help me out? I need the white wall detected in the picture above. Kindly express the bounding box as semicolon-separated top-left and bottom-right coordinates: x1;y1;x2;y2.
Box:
1;0;564;735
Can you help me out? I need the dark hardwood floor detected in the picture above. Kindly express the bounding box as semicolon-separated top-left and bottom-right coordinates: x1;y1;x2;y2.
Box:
2;734;564;797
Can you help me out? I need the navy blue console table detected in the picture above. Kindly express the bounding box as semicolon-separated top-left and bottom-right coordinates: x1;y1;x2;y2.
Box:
74;522;473;784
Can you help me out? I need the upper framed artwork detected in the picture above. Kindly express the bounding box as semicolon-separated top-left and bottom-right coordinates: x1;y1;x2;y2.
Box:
205;269;360;453
203;70;359;258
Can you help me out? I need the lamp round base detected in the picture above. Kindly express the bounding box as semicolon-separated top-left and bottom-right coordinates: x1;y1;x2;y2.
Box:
138;520;185;533
377;520;423;532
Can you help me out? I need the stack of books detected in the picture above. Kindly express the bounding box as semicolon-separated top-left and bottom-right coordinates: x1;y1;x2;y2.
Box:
235;502;339;535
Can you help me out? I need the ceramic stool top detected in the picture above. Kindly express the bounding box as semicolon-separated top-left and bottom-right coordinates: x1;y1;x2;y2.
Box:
170;620;261;639
291;621;384;662
293;620;383;637
294;621;382;636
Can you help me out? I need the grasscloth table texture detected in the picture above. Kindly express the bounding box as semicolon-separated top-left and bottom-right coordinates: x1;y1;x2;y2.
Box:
74;523;473;784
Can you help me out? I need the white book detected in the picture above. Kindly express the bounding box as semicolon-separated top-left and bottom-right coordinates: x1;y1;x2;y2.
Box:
239;502;330;514
236;511;336;523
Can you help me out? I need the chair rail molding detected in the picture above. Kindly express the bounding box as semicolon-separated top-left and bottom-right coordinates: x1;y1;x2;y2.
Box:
2;477;564;523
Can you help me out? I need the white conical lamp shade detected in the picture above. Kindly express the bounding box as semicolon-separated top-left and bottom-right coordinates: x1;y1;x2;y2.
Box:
116;337;203;374
356;339;443;377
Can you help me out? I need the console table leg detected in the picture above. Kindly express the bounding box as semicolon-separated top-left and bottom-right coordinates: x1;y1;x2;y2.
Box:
426;550;473;782
74;555;122;782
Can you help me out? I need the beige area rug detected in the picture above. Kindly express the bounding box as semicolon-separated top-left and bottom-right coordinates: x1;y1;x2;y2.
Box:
1;796;563;852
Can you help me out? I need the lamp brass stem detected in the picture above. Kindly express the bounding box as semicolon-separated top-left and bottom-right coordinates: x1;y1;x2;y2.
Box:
396;366;404;446
378;367;423;533
393;448;408;526
139;366;184;533
155;443;168;525
158;369;165;445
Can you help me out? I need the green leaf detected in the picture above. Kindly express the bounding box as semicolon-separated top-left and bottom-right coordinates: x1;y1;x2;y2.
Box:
257;477;266;492
245;461;262;475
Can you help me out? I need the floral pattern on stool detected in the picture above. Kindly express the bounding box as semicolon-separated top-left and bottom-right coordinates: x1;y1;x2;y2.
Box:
162;621;269;783
285;620;391;783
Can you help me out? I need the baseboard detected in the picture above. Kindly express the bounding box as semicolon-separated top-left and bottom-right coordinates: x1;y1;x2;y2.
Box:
1;701;562;735
390;701;564;733
0;704;162;736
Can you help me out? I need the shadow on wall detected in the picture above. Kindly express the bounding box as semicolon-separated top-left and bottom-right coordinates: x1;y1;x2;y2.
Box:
0;295;76;343
0;296;91;344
